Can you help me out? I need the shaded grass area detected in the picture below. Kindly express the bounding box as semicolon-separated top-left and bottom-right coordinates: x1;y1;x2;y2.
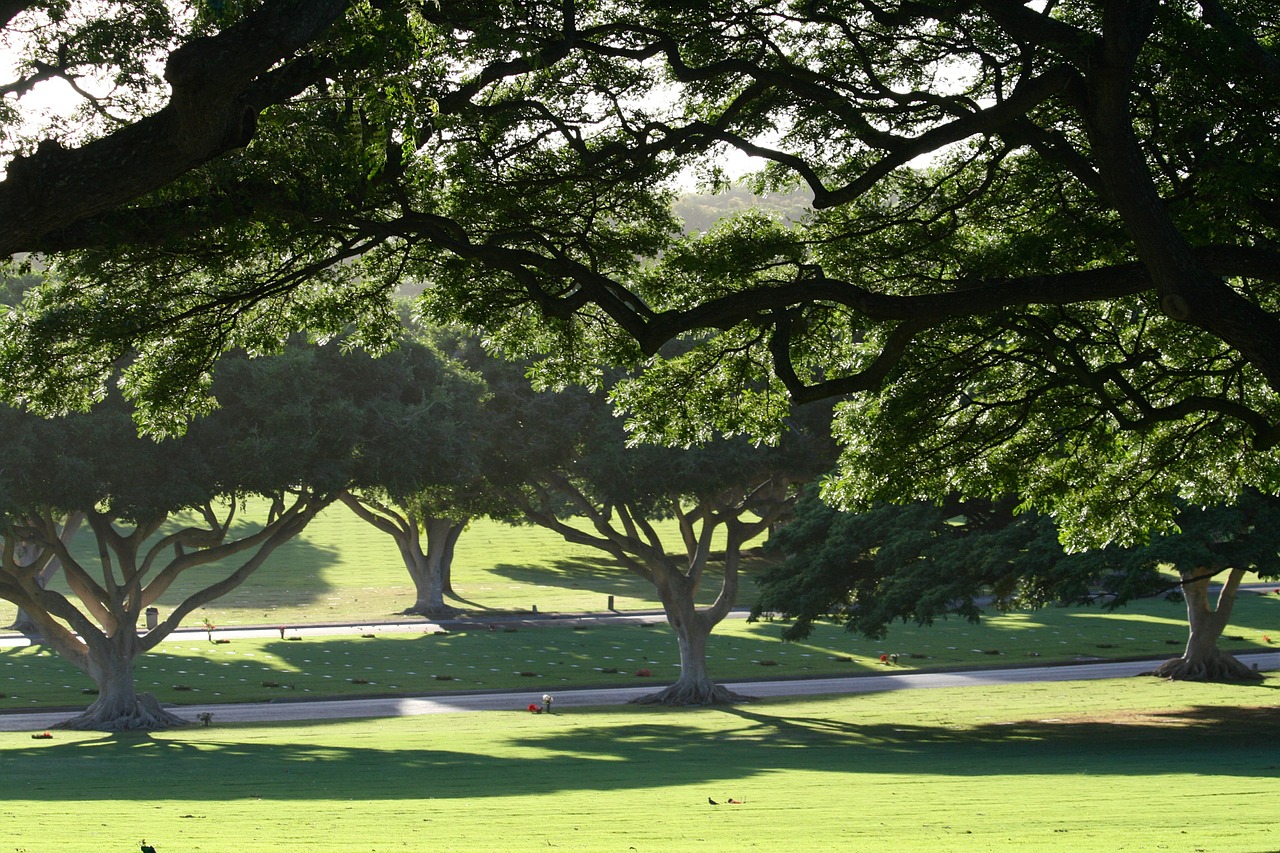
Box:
1;593;1275;712
1;678;1277;851
0;504;770;629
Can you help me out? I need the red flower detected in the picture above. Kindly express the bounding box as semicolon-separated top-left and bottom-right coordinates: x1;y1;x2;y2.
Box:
879;654;889;664
527;703;542;713
1264;635;1273;644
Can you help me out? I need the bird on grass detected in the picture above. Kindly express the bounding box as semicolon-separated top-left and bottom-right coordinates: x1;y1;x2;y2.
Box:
708;798;718;805
140;841;157;853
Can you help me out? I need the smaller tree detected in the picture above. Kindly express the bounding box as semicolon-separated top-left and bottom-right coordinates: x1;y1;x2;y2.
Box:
1068;492;1280;681
505;387;833;704
753;492;1085;640
303;338;491;617
756;489;1276;682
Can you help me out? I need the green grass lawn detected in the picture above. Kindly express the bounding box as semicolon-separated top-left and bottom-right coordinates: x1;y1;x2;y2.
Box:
1;676;1275;852
0;591;1275;712
0;503;772;629
1;505;1277;851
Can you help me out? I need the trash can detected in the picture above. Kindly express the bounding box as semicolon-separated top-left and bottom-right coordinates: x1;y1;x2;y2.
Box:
145;607;158;630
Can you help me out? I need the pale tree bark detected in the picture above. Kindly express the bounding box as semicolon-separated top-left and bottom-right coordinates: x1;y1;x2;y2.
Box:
2;495;327;730
10;511;83;634
340;491;466;618
631;526;753;705
43;616;188;731
1151;567;1262;681
419;517;465;613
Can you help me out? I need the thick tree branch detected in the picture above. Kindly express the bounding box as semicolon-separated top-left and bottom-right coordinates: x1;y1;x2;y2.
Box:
0;0;351;258
1198;0;1280;87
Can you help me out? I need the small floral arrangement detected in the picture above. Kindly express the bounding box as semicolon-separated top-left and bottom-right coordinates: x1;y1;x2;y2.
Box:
203;618;216;642
31;731;52;739
635;668;652;677
526;703;542;714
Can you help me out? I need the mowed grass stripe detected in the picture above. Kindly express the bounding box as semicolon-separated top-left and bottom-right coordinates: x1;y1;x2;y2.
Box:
0;503;771;629
0;678;1275;851
0;593;1275;710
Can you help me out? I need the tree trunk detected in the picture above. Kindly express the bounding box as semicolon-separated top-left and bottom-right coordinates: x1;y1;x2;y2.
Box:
401;517;465;619
10;514;83;634
54;640;190;731
440;520;462;598
9;535;43;632
1150;568;1262;682
631;572;751;706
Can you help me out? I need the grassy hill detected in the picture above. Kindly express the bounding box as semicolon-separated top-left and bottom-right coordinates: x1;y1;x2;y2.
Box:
0;500;772;629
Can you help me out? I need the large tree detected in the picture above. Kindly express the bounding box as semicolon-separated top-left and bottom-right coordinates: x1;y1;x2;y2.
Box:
0;348;373;730
2;3;1280;544
0;0;351;257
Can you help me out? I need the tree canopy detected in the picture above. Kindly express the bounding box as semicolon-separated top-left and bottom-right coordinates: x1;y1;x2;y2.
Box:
500;383;835;704
0;345;403;729
2;1;1279;541
754;488;1280;680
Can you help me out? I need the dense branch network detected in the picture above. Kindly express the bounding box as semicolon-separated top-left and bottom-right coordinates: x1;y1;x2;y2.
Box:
2;1;1280;535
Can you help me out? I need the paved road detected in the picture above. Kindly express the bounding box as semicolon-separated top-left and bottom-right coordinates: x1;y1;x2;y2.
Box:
1;652;1275;732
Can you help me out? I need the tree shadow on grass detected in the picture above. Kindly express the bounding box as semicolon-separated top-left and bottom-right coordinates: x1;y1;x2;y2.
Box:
0;527;345;631
487;555;773;610
487;557;655;597
5;702;1277;804
444;589;492;610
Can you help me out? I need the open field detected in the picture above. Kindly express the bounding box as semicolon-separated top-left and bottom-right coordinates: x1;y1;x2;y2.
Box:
0;505;772;629
1;500;1270;633
1;677;1276;852
0;592;1275;712
1;506;1277;851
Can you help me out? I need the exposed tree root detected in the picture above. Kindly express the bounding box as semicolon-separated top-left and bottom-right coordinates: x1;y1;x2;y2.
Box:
630;681;755;706
403;603;462;619
1147;652;1263;683
52;692;192;731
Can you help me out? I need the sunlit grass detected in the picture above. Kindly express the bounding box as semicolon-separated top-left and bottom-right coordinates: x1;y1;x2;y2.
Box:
1;593;1275;711
1;677;1276;852
0;502;771;628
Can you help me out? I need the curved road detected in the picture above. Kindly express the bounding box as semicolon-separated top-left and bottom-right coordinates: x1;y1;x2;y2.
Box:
1;652;1276;731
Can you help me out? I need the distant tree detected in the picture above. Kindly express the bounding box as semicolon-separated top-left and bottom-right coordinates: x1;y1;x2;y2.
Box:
0;271;40;306
673;187;812;234
505;391;834;704
753;493;1081;640
318;337;492;618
